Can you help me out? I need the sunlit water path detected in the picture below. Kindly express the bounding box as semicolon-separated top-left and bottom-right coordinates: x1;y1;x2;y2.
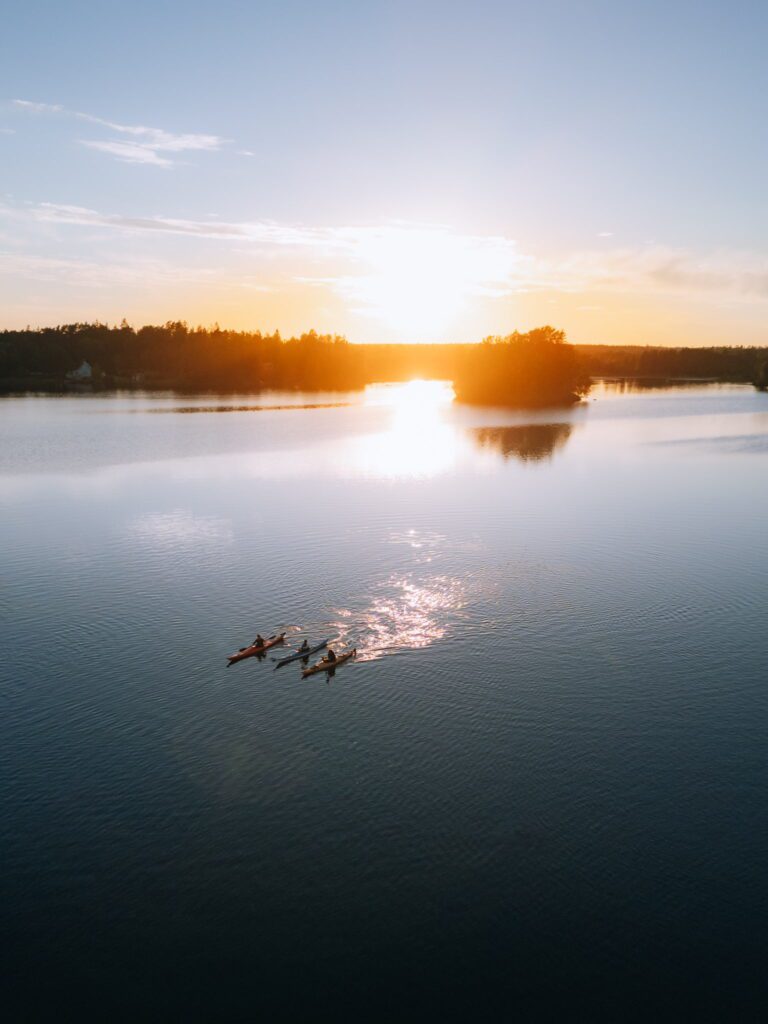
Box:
2;381;768;1019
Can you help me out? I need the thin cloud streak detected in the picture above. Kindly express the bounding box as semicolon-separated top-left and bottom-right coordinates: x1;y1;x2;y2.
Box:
12;98;225;166
0;250;268;290
81;141;174;167
13;100;64;113
25;202;325;245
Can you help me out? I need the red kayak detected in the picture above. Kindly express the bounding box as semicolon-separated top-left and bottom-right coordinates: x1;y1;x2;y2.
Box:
227;633;285;665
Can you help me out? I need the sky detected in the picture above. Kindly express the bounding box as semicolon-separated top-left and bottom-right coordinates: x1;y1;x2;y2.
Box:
1;0;767;345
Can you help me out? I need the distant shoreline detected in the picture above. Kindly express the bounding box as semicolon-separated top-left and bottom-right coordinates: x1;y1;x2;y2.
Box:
2;323;766;398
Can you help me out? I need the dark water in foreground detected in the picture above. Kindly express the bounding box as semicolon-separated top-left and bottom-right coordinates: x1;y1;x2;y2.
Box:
2;381;768;1021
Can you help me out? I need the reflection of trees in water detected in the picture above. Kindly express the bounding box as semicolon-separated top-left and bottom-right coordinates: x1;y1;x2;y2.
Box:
470;423;573;462
597;377;713;393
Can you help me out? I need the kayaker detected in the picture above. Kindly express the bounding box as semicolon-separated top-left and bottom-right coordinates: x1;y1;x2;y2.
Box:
299;639;310;653
254;633;265;648
326;648;337;663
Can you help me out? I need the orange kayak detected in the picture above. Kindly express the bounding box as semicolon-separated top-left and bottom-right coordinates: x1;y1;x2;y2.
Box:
227;632;285;665
302;648;356;677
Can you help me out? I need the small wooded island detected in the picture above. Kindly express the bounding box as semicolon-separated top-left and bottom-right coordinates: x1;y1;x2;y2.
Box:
2;320;767;406
453;326;590;407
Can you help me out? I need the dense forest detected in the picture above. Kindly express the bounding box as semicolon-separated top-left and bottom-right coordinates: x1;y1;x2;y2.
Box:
0;322;367;391
1;321;767;400
576;343;766;382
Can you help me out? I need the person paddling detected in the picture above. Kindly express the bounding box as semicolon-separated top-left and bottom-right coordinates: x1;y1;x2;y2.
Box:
299;639;310;654
326;647;337;663
254;633;265;649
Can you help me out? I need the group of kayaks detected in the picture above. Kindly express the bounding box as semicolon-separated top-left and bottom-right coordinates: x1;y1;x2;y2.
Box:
226;632;357;677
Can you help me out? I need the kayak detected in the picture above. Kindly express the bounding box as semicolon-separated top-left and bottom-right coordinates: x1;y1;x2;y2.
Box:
227;632;285;665
302;648;357;678
274;639;329;668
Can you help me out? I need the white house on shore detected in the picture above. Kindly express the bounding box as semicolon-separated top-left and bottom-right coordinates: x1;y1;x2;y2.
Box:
66;360;92;380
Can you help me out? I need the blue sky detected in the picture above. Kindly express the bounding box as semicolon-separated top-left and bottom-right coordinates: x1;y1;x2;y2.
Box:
2;0;767;343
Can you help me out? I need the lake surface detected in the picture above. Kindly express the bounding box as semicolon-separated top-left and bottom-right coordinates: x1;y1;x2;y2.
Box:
3;381;768;1020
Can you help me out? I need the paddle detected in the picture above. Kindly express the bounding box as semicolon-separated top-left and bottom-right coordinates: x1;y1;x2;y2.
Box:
226;632;280;666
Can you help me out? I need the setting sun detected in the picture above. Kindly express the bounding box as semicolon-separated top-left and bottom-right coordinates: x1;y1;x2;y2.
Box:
337;227;522;341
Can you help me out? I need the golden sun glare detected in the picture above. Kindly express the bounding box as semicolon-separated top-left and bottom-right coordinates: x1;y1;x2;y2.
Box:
339;227;520;341
353;380;457;478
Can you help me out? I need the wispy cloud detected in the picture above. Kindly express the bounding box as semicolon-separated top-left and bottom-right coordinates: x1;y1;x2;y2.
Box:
537;246;768;300
5;197;768;315
22;201;323;245
0;250;243;289
0;127;16;135
17;205;526;287
12;98;226;166
13;100;64;114
80;141;175;167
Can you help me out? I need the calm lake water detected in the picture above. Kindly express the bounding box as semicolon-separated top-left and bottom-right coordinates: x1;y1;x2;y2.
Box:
3;381;768;1020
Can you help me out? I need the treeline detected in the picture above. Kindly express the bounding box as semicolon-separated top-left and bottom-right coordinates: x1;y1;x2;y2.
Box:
2;321;767;396
0;321;367;390
576;343;767;381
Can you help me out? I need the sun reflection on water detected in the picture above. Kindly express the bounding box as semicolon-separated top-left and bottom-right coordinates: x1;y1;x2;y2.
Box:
332;572;466;661
352;380;458;479
388;528;448;563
